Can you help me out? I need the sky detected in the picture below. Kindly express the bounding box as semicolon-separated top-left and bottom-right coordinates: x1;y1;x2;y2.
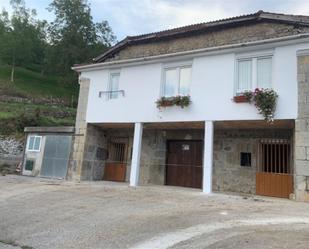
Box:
1;0;309;42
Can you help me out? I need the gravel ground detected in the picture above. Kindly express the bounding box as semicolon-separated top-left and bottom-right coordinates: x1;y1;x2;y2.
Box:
1;175;309;249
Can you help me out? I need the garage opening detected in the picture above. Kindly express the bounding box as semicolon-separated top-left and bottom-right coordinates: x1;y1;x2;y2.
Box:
165;140;203;189
256;139;293;198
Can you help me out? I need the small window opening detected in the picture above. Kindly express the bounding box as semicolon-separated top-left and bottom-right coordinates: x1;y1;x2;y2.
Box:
25;160;34;171
240;152;251;167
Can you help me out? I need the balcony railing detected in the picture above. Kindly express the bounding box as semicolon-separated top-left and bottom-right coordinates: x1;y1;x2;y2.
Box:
98;90;125;99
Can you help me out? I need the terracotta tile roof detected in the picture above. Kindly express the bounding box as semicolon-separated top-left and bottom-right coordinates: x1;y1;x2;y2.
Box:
93;10;309;63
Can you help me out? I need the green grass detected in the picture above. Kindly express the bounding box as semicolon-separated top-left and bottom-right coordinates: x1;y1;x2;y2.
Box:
0;64;79;100
0;101;76;135
0;64;78;135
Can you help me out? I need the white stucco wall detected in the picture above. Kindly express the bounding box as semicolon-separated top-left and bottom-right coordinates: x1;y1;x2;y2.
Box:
82;42;309;124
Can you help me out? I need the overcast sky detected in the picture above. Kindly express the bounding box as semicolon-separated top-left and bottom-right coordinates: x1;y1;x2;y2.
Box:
1;0;309;42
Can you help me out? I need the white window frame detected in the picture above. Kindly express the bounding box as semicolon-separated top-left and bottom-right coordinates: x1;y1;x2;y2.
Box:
26;135;42;152
107;70;121;100
161;62;192;97
235;52;273;96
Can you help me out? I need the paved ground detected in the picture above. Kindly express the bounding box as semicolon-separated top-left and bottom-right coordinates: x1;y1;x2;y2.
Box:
1;175;309;249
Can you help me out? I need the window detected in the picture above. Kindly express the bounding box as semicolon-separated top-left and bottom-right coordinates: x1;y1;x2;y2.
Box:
240;152;251;167
27;135;42;152
259;139;291;174
108;142;127;163
163;65;191;97
109;72;120;99
25;160;34;171
236;56;272;95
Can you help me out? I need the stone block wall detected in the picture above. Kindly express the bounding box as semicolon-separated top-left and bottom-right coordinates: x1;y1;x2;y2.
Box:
212;129;292;194
68;78;90;181
107;22;309;62
295;53;309;201
139;129;204;185
80;124;107;180
0;136;24;171
138;128;292;194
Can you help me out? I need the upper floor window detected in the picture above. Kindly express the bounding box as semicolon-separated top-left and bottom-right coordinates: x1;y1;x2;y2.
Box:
27;135;42;152
236;56;272;95
162;65;191;97
109;72;120;99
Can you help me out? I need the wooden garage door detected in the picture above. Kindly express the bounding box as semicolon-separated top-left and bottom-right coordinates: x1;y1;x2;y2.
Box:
256;139;293;198
166;140;203;189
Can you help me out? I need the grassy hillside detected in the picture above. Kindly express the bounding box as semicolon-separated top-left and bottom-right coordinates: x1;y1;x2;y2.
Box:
0;65;78;136
0;65;79;99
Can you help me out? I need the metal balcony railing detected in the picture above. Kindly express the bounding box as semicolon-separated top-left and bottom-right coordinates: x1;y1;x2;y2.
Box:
98;90;125;98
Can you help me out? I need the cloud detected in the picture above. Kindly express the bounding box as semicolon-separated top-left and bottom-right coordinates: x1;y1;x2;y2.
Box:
92;0;246;39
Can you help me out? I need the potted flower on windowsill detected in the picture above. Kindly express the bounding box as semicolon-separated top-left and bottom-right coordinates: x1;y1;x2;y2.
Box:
156;95;191;109
243;88;278;123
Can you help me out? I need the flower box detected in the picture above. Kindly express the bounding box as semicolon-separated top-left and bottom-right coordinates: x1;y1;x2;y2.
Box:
156;95;191;109
159;100;174;107
233;95;249;103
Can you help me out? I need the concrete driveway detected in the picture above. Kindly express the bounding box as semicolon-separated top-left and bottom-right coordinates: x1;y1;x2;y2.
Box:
1;175;309;249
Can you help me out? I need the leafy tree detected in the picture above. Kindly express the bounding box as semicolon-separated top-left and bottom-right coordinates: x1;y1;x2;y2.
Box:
47;0;116;82
0;0;47;82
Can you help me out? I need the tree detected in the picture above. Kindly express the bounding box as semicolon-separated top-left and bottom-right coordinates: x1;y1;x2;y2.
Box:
0;0;47;82
47;0;116;82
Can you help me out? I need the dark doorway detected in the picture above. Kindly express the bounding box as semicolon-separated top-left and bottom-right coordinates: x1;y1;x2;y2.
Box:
166;140;203;189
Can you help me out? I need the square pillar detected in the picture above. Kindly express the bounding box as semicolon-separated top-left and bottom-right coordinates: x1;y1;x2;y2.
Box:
130;122;143;186
203;121;214;193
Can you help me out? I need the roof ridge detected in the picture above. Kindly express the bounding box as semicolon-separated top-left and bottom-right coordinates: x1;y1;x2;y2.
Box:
126;11;261;40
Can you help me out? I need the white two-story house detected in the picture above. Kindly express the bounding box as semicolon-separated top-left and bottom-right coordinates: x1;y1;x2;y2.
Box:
70;11;309;201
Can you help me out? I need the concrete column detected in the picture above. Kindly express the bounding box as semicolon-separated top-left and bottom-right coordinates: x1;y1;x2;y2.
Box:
203;121;214;193
130;122;143;186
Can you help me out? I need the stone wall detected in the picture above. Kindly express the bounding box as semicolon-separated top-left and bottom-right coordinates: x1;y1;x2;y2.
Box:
0;136;24;171
80;124;107;180
68;78;90;181
107;22;309;62
69;77;109;181
138;128;292;195
139;129;204;185
295;53;309;201
213;129;292;194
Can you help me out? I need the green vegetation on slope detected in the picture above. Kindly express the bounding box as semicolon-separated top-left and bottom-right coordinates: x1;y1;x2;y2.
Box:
0;65;77;136
0;101;76;136
0;65;79;100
